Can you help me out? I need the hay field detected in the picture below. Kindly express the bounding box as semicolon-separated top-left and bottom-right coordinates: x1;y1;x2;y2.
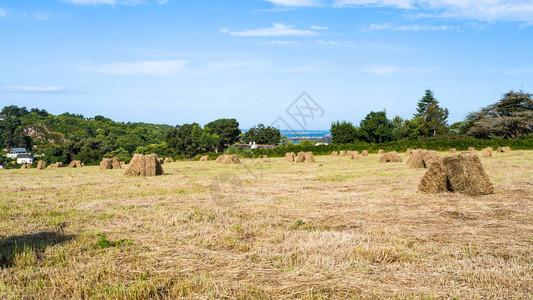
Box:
1;151;532;299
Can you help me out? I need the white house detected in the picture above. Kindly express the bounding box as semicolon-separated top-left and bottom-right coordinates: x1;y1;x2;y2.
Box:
7;148;28;159
16;153;34;164
0;114;6;121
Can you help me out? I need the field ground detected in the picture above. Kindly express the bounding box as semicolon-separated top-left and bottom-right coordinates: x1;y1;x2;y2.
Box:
1;151;532;299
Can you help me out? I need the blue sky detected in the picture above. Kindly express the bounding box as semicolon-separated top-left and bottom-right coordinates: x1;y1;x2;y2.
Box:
1;0;532;129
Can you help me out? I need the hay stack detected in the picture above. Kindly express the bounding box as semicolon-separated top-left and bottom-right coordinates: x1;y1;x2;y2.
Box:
217;154;240;164
406;148;414;156
68;160;82;168
215;155;225;163
450;148;456;153
331;151;338;156
124;154;164;176
47;162;63;169
231;154;240;164
20;164;32;169
407;150;439;168
295;152;306;163
378;149;384;154
468;147;476;152
263;155;268;159
157;158;164;164
349;151;360;160
120;161;125;168
286;152;295;162
111;157;121;169
418;153;493;195
362;150;368;156
37;160;46;170
200;155;210;161
481;147;492;157
497;146;511;152
164;158;174;163
304;152;315;163
339;150;346;156
379;151;403;163
100;158;112;169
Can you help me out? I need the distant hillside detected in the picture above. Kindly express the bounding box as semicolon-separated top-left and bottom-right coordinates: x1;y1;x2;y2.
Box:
0;105;174;165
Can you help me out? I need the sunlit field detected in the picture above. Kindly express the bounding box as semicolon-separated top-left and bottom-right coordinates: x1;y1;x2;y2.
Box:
1;151;532;299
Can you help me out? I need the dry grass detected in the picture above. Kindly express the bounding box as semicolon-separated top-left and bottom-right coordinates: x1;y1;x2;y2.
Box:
1;151;533;299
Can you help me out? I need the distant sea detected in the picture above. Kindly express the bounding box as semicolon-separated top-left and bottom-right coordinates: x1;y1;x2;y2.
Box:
281;130;331;139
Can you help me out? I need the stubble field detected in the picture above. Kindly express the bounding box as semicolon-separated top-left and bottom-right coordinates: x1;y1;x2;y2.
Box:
1;151;532;299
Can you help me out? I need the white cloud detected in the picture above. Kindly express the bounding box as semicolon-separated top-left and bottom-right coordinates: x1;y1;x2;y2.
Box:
61;0;143;5
0;86;66;93
204;60;273;72
265;40;301;44
265;0;322;7
157;0;168;4
362;65;435;75
0;9;6;18
310;25;329;30
78;60;189;75
221;23;318;37
367;23;458;31
334;0;533;22
315;40;342;45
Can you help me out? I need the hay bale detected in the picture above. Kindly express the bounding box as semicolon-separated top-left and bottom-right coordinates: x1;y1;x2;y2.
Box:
362;150;368;156
263;155;268;159
468;147;476;152
215;155;225;163
48;162;64;169
124;154;164;176
36;160;46;170
157;158;164;164
378;149;384;154
497;146;511;153
200;155;210;161
331;151;338;156
349;151;360;160
304;152;315;163
339;150;346;156
418;156;447;193
231;154;240;164
100;158;112;170
295;151;306;163
450;148;456;153
407;150;425;168
286;152;295;162
379;151;403;163
163;158;174;164
418;153;493;195
481;147;492;157
68;160;82;168
20;164;32;169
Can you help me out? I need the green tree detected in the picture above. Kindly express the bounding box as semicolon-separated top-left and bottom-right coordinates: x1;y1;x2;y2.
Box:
205;118;241;151
330;121;357;144
358;111;394;143
391;116;420;140
418;101;449;136
242;124;281;145
414;89;437;118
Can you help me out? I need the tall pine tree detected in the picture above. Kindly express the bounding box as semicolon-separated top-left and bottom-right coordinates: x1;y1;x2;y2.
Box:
414;89;436;117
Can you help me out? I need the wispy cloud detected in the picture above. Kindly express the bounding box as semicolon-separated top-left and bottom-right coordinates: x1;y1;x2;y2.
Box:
265;40;301;44
366;23;458;31
315;40;342;45
0;8;6;18
221;23;319;37
0;86;66;93
203;60;273;72
265;0;322;7
77;60;189;75
310;25;329;30
157;0;168;4
61;0;143;5
362;65;435;75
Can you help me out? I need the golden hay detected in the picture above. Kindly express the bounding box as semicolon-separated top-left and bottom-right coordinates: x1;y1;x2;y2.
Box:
468;147;476;152
215;155;225;163
100;158;112;170
68;160;82;168
378;149;384;154
450;148;456;153
295;151;306;163
47;162;64;169
331;151;338;156
361;150;368;156
263;155;267;159
36;160;46;170
497;146;511;152
124;154;164;176
164;158;174;164
379;151;403;163
285;152;295;162
20;164;32;169
339;150;346;156
304;152;315;163
157;158;164;164
419;153;494;196
111;157;121;169
349;151;360;160
481;147;492;157
200;155;210;161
